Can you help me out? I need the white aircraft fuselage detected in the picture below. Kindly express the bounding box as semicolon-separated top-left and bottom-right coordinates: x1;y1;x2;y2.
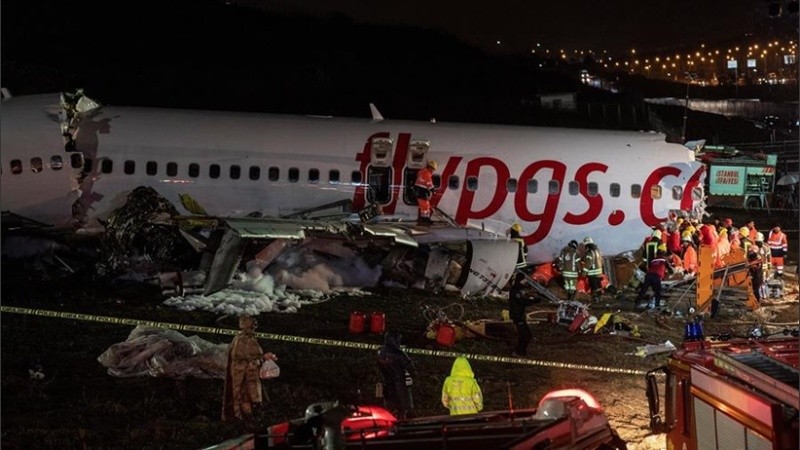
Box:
1;93;705;263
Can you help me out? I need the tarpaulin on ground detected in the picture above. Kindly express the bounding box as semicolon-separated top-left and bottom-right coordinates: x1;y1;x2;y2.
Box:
97;325;228;379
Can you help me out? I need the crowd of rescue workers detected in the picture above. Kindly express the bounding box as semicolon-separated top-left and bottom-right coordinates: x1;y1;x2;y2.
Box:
220;157;790;426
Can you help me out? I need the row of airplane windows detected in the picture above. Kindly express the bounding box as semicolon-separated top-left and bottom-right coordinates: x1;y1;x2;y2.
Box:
6;156;683;201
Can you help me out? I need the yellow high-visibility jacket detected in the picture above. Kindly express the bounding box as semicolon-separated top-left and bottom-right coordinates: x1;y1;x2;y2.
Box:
441;357;483;415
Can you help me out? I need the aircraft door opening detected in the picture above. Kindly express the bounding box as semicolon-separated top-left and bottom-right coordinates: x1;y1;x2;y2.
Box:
402;140;431;205
367;166;392;204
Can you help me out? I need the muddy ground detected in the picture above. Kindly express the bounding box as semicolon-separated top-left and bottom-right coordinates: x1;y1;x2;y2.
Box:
2;250;797;450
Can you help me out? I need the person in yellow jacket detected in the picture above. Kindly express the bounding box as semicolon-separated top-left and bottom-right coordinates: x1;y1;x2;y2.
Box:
441;357;483;415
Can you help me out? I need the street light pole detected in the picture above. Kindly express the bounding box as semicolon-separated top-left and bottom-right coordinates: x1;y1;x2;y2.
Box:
681;80;690;143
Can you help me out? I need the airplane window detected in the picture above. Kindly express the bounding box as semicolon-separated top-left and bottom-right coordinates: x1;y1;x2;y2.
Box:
506;178;517;193
588;182;599;197
308;168;319;184
147;161;158;176
50;155;64;171
10;159;22;175
268;167;279;181
466;176;478;192
672;186;683;200
610;183;620;198
432;174;441;189
527;179;537;193
568;181;579;196
548;180;560;195
209;164;220;179
188;163;200;178
101;159;113;174
288;167;299;183
70;153;83;169
84;158;94;173
650;185;662;200
692;186;703;201
249;166;260;181
329;169;340;184
449;175;460;190
631;184;641;199
230;165;241;180
30;157;43;173
167;162;178;177
124;160;135;175
351;170;362;184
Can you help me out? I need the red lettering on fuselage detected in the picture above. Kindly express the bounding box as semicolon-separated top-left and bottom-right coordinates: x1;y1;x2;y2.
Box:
353;133;702;250
454;157;510;223
680;165;705;212
563;162;607;225
514;160;567;246
639;166;681;226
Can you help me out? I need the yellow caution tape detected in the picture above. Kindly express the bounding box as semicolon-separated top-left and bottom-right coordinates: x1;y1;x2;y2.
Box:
0;306;646;376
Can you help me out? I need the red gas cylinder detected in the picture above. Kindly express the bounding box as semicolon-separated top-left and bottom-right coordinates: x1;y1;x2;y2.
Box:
436;322;456;347
349;311;366;334
568;313;587;333
369;311;386;334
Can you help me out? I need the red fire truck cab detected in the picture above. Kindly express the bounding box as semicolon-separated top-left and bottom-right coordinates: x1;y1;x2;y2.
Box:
646;334;799;450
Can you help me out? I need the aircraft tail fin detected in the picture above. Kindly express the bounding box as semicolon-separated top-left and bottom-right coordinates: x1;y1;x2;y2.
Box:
369;103;384;122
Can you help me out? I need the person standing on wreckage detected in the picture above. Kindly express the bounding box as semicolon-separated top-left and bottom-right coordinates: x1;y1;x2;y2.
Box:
222;316;278;422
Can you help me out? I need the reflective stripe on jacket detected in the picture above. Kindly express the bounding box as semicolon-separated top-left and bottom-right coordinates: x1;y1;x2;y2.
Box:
583;249;603;277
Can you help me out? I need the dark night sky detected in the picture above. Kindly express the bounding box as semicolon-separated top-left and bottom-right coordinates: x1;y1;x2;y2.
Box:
243;0;771;54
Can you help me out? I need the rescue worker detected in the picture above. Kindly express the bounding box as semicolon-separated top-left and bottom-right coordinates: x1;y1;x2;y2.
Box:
739;226;752;255
680;232;698;276
508;272;538;357
414;160;437;225
747;240;764;305
377;331;415;419
755;232;772;298
635;249;672;309
441;357;483;415
509;223;528;270
556;240;580;301
222;316;277;422
667;224;682;255
746;220;758;242
582;237;604;302
642;229;661;265
767;225;788;279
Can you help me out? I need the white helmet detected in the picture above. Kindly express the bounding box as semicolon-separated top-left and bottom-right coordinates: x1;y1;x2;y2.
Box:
583;237;593;245
755;232;765;243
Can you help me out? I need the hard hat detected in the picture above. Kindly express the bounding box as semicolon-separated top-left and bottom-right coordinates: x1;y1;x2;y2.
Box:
511;223;522;233
427;160;438;170
739;226;750;237
755;232;764;243
676;218;684;225
583;237;593;245
568;240;578;248
681;231;692;242
718;227;727;235
723;218;733;227
657;243;667;252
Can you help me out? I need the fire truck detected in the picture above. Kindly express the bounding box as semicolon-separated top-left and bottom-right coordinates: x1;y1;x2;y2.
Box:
700;144;778;209
646;328;799;450
205;388;627;449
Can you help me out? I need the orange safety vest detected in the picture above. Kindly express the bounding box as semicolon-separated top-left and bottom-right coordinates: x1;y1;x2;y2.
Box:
414;167;434;190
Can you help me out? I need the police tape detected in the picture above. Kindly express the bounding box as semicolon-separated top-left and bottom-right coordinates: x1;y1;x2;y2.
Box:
0;305;647;376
